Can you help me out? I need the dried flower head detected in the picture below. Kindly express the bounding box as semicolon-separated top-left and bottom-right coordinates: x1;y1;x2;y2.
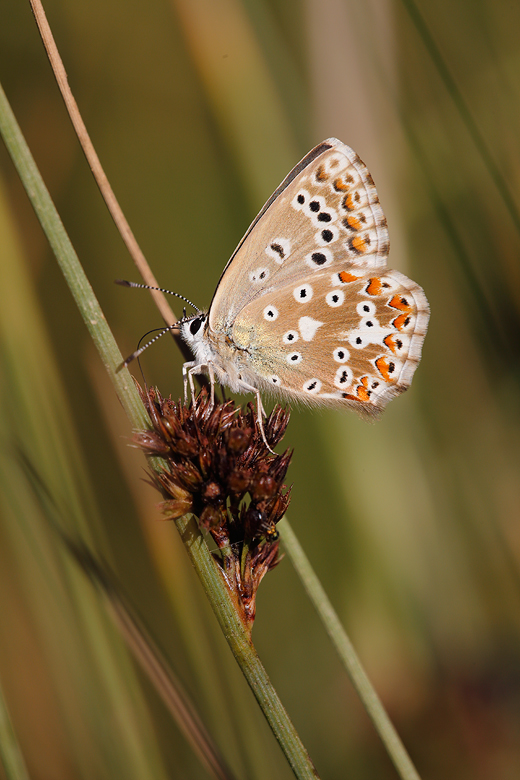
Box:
134;385;292;627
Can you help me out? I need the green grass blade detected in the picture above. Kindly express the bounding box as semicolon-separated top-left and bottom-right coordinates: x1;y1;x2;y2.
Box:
0;678;30;780
0;76;320;780
279;517;421;780
0;81;147;431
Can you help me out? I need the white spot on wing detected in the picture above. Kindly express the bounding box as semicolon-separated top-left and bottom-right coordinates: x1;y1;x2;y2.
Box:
348;319;387;349
298;316;324;342
304;249;333;270
333;347;350;363
249;267;270;283
314;225;339;246
291;189;309;211
293;284;313;302
265;238;291;264
326;153;348;173
303;379;322;394
356;301;375;316
263;305;279;321
326;290;344;307
309;207;338;228
334;365;353;388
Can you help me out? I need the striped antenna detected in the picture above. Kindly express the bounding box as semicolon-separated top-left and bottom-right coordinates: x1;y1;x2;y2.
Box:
115;279;200;312
116;279;199;370
117;322;192;371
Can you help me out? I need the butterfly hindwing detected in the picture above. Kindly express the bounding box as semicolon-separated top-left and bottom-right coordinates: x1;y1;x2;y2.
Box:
231;266;428;414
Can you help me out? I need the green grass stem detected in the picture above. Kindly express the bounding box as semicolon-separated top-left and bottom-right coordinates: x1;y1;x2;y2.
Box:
279;517;422;780
0;679;30;780
0;78;319;780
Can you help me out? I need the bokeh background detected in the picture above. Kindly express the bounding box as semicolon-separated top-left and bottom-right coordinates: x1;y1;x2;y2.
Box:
1;0;520;778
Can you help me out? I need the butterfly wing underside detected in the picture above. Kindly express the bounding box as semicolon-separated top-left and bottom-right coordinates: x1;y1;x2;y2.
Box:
233;269;428;413
209;139;390;329
207;138;429;413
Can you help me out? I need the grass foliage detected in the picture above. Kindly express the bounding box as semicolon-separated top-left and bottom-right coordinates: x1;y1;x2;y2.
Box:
1;1;520;777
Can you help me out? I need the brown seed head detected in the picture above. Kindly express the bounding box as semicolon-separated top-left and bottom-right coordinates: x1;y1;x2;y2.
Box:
134;384;293;628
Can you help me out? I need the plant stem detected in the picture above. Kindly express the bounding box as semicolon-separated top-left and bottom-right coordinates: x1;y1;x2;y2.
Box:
0;81;147;430
176;514;319;779
279;517;422;780
0;678;30;780
0;79;319;780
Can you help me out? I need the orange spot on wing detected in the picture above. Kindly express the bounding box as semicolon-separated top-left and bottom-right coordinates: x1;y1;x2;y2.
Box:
392;313;410;331
388;295;412;313
351;236;367;254
344;378;371;403
333;177;348;192
338;271;359;283
346;215;362;231
342;193;355;210
315;165;328;182
375;357;396;382
383;334;397;353
366;277;383;295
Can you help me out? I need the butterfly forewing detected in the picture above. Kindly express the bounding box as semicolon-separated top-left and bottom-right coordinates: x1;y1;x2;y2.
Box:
208;138;390;334
192;137;429;415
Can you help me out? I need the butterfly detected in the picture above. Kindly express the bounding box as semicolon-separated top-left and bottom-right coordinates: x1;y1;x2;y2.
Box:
178;139;428;419
120;138;429;445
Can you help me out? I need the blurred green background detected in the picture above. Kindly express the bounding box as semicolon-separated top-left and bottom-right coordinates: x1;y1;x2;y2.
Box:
1;0;520;778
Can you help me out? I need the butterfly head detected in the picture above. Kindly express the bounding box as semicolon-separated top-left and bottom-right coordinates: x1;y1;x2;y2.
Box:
179;311;206;342
179;311;217;368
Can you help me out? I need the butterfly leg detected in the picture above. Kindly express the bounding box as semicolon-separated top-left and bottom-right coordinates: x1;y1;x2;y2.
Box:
207;363;216;408
253;391;275;454
183;361;217;411
182;361;196;404
235;380;274;454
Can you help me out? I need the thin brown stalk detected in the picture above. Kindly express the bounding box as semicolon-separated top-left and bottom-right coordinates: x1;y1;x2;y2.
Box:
28;0;190;353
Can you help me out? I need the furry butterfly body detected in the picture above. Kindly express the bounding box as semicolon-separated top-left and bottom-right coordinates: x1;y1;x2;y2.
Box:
180;138;429;418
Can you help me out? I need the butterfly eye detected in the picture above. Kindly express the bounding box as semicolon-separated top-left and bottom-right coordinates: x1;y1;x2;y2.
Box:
189;317;203;335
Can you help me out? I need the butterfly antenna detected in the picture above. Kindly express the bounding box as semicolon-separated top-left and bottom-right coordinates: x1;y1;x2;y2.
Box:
115;279;200;312
117;323;181;371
